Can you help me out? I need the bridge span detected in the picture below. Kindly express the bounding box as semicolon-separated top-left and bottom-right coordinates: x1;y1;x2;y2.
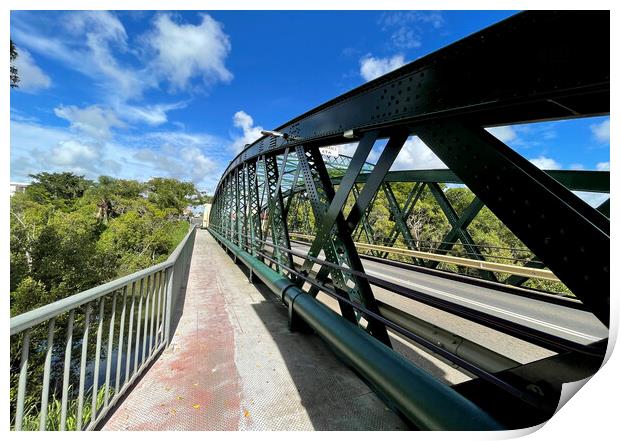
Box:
99;226;606;430
9;10;609;432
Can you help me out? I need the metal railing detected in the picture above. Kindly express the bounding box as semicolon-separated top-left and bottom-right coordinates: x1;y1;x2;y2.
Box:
9;225;197;431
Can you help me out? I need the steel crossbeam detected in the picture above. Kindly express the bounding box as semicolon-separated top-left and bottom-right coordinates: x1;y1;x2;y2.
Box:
294;144;363;326
416;121;609;326
351;183;378;251
263;154;295;274
427;183;496;281
382;182;424;265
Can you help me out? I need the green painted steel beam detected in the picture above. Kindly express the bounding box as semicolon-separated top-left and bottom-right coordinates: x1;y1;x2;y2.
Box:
427;182;497;282
417;121;609;327
382;182;423;265
216;11;609;188
336;169;610;193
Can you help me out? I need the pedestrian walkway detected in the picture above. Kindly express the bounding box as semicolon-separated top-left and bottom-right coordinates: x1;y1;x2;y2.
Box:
102;229;407;430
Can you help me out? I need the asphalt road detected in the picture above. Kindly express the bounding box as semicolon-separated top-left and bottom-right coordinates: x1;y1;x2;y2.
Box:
285;242;608;361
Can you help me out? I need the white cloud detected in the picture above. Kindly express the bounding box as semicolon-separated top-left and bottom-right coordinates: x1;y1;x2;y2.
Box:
12;11;147;101
590;119;610;143
10;120;112;178
529;156;562;170
54;105;125;141
12;48;52;92
486;126;517;144
380;11;444;30
390;27;421;49
596;161;610;171
65;10;128;45
180;147;218;181
10;117;225;191
390;136;447;170
359;55;405;82
378;12;444;50
49;140;99;168
133;145;217;185
146;13;232;91
338;143;358;158
117;102;187;126
231;110;264;153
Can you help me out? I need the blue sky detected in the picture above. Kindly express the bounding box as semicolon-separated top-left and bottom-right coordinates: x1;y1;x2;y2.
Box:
10;10;610;194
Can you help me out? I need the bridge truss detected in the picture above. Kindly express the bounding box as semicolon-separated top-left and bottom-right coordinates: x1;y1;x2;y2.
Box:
209;11;609;430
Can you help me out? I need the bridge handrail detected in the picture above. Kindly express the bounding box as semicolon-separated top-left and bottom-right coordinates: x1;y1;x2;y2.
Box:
10;225;196;335
288;232;560;282
9;225;197;431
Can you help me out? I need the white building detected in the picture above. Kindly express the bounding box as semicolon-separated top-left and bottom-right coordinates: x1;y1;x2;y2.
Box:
202;203;212;228
10;182;29;197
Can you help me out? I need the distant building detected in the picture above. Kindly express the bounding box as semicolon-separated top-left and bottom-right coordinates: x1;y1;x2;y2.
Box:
202;203;211;228
10;182;29;197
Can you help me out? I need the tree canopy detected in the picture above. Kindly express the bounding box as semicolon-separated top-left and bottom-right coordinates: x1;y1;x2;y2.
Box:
10;173;206;317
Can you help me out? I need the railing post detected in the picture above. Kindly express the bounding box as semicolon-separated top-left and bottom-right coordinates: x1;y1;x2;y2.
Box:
164;265;175;345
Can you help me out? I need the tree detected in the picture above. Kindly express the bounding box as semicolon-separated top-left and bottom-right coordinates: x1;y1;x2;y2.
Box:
10;39;19;88
146;177;205;214
84;176;146;224
26;172;92;210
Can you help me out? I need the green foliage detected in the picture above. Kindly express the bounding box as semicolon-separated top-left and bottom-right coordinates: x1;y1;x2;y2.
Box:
10;173;202;429
16;385;111;431
10;277;48;317
146;177;205;214
10;173;197;317
26;172;92;210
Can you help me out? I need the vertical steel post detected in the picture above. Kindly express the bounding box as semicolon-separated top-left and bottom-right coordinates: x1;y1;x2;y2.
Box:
105;292;117;406
115;287;127;393
125;282;136;383
14;329;31;431
60;310;75;431
164;266;174;345
76;303;92;430
91;298;105;423
39;318;56;430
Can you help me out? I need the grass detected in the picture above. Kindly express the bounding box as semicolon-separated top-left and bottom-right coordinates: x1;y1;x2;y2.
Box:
15;385;111;431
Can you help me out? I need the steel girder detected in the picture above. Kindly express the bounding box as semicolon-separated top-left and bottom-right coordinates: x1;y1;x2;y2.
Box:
294;143;371;333
338;169;610;193
215;11;608;186
426;182;496;282
207;11;609;428
416;121;609;326
246;160;263;257
263;153;295;274
382;182;425;265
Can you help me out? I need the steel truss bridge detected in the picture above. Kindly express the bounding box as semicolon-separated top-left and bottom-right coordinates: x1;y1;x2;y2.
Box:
10;11;610;431
207;10;610;429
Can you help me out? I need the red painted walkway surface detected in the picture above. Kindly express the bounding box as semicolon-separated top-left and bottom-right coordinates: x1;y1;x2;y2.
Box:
102;230;406;430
